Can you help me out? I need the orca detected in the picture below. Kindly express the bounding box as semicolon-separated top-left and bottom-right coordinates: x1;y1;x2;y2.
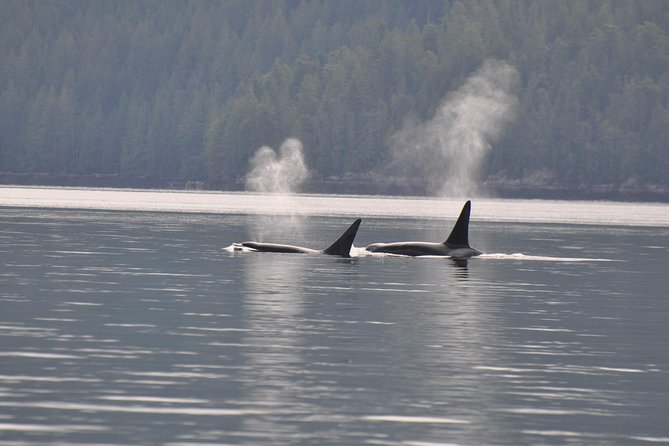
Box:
365;201;481;259
241;219;361;257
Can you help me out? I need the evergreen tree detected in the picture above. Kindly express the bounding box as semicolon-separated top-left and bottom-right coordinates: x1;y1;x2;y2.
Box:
1;0;667;190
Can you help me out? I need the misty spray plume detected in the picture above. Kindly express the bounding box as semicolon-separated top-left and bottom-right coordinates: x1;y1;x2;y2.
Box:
245;138;309;241
245;138;309;193
389;59;519;197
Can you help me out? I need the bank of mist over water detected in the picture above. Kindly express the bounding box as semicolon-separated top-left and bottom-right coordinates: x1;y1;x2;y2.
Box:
3;171;669;203
2;187;669;228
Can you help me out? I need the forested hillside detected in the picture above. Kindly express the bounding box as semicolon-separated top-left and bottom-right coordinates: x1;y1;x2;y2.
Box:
1;1;668;194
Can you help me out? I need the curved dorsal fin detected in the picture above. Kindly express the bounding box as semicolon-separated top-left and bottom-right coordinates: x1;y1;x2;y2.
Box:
445;201;472;248
322;219;362;257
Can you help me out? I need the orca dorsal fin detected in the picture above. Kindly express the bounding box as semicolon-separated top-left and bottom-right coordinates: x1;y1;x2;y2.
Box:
445;201;472;248
322;219;362;257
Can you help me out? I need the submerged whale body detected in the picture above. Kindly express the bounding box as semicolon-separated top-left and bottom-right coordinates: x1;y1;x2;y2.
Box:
241;219;361;257
365;200;481;259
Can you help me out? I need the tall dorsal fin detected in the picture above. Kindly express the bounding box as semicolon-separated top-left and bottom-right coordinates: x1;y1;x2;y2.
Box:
445;201;472;248
322;219;362;257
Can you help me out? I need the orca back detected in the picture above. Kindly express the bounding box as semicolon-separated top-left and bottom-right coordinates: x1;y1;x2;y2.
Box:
445;200;472;248
322;219;362;257
240;242;316;254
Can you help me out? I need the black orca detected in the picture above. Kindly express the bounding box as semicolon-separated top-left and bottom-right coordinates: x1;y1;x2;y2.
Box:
241;219;362;257
365;201;481;259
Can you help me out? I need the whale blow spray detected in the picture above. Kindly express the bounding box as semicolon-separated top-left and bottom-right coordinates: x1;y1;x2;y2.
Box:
245;138;308;193
245;138;309;241
389;59;519;197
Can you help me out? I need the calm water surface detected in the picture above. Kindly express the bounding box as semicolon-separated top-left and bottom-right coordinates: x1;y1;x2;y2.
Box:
0;188;668;445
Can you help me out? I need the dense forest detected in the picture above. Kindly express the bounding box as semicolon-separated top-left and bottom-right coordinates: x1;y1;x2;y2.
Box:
1;1;668;195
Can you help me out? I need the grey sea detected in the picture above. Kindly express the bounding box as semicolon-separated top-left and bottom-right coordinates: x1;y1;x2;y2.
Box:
1;187;668;445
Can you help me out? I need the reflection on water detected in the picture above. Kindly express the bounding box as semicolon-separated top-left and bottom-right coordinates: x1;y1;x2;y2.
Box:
240;252;307;439
0;200;668;445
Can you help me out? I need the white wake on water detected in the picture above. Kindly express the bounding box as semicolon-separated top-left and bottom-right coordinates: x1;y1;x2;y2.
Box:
228;245;615;263
479;253;616;262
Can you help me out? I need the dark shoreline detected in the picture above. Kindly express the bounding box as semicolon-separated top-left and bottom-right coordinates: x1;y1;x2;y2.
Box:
2;172;668;203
